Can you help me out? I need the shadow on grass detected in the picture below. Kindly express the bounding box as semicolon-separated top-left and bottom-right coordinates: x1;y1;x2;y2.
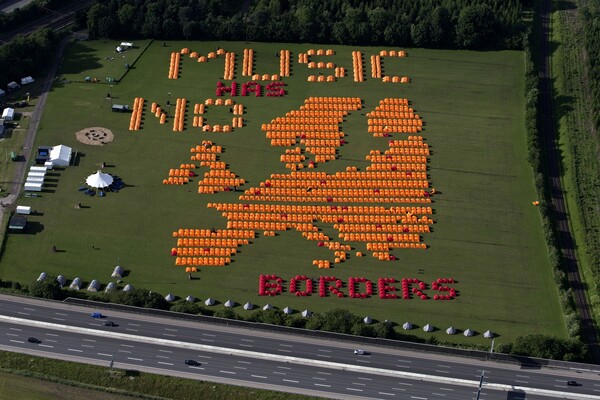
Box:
60;43;104;76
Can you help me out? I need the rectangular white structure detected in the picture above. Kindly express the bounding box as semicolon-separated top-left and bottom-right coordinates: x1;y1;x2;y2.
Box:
29;166;48;172
27;172;45;178
24;182;42;192
16;206;31;215
20;76;34;85
1;107;14;121
26;177;44;183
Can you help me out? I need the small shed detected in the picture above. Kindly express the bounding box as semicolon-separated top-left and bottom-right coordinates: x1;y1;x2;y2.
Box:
2;107;14;121
16;206;31;215
20;76;34;85
8;215;26;231
7;81;19;91
24;182;42;192
49;144;72;167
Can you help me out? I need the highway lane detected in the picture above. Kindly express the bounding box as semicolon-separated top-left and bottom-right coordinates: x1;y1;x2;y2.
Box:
0;320;562;400
0;294;598;399
0;294;598;396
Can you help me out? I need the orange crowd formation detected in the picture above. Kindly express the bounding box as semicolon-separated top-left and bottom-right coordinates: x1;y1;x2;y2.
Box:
170;97;435;268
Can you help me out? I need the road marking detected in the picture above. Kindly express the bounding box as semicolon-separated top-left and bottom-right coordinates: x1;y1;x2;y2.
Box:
125;328;138;332
202;333;216;337
436;364;451;368
316;354;331;358
83;339;96;342
201;338;214;342
163;333;176;337
392;388;406;391
54;312;68;316
6;333;18;337
239;344;253;348
39;344;54;348
45;333;59;337
68;348;83;352
278;349;291;353
159;349;172;353
237;360;251;364
515;380;528;384
411;397;427;400
435;369;450;374
188;366;204;370
251;375;267;379
23;308;36;311
118;350;131;354
379;392;395;396
17;312;29;316
395;364;410;368
234;366;247;370
164;328;178;332
196;355;212;359
97;353;112;357
312;377;326;381
318;349;331;352
317;371;331;375
9;327;22;331
156;355;170;359
395;382;413;386
314;383;331;387
128;357;143;361
280;344;293;347
81;345;94;348
432;393;446;397
241;338;254;342
357;377;372;381
355;359;370;363
128;323;141;326
273;371;286;375
277;366;291;370
396;359;411;363
220;370;236;375
158;361;173;366
283;379;299;383
52;318;65;321
517;375;530;378
438;388;453;391
347;388;363;392
120;344;134;348
352;382;366;386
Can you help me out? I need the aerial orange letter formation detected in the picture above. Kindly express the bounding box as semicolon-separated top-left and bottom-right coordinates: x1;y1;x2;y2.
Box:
131;47;457;301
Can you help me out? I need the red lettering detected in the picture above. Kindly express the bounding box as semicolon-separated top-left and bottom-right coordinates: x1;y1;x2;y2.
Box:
265;82;285;97
258;274;283;296
242;82;261;97
348;277;373;298
290;275;313;296
319;276;344;297
431;278;457;300
378;278;398;299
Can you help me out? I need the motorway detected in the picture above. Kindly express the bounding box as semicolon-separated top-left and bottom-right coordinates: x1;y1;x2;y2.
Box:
0;294;597;400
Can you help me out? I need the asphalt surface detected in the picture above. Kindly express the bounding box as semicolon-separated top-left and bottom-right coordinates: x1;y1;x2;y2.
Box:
0;294;598;400
538;0;600;361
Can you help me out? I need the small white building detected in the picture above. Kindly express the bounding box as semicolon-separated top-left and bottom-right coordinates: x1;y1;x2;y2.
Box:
16;206;31;215
7;81;19;91
24;182;42;192
20;76;34;85
49;144;72;166
2;107;14;121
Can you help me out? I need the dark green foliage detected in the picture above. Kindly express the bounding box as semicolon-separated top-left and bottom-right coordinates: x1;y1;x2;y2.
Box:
82;0;524;50
109;288;170;310
169;301;214;316
29;277;65;300
511;334;587;361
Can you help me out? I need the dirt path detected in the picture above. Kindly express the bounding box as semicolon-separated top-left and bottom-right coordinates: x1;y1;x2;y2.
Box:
539;0;600;361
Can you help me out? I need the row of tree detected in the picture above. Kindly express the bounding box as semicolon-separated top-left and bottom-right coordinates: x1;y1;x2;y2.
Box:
80;0;526;50
11;277;586;361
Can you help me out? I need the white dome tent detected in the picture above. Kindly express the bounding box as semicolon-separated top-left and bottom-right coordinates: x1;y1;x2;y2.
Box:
483;330;494;339
104;282;117;293
262;303;273;311
445;326;457;335
69;277;82;290
301;309;312;318
86;170;114;189
204;297;215;306
402;322;413;330
224;299;235;308
111;266;124;278
37;272;47;282
87;279;101;292
165;293;175;302
56;275;66;288
122;284;134;292
243;302;253;310
363;316;372;324
283;306;293;315
464;328;474;337
423;324;434;332
185;295;195;302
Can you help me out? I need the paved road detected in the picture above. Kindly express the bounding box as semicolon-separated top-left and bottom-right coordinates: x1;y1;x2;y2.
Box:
538;0;600;361
0;294;597;400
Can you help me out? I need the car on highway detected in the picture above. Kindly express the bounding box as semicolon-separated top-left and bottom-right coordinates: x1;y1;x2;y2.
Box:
27;337;41;344
567;380;578;386
104;320;117;327
354;349;365;355
91;312;103;318
185;359;201;366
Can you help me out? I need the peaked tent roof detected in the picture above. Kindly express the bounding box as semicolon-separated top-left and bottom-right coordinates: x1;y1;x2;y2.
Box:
483;330;494;339
423;324;434;332
86;170;114;188
50;144;72;165
464;328;474;337
402;322;413;330
445;326;457;335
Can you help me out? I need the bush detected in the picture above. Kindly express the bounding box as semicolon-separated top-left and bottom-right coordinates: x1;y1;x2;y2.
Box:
29;277;65;300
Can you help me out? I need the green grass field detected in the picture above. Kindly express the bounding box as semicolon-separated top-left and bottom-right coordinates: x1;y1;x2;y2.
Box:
0;39;566;345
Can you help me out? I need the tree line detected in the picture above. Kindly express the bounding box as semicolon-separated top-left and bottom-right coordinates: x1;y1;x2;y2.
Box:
80;0;526;50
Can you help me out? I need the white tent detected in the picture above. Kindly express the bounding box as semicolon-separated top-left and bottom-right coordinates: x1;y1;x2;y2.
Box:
204;297;215;306
262;303;273;311
423;324;434;332
283;306;293;315
224;299;235;308
363;316;372;324
86;170;113;189
56;275;66;288
445;326;457;335
123;283;134;292
165;293;175;302
111;265;123;278
464;328;474;337
69;277;82;290
402;322;413;330
483;330;494;339
2;107;14;121
37;272;47;282
185;295;195;302
49;145;72;166
301;309;312;318
87;279;101;292
104;282;117;293
243;302;253;310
